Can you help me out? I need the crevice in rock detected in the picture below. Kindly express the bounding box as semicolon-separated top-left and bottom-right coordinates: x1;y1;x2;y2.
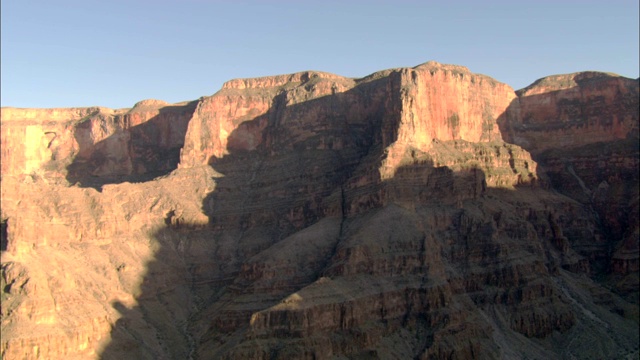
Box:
0;218;7;252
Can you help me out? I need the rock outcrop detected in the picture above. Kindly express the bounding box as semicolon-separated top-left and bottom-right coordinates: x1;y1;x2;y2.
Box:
501;72;639;297
1;62;638;359
502;71;637;154
1;99;197;188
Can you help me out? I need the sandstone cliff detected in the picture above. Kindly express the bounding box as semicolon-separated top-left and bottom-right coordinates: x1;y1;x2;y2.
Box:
1;62;638;359
501;72;639;294
1;99;197;188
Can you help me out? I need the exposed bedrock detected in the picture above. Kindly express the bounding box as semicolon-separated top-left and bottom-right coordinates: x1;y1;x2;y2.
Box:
500;72;639;290
1;99;197;189
1;62;638;359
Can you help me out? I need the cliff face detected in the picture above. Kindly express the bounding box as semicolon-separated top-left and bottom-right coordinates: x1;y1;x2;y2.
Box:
1;99;197;188
501;72;639;284
502;72;637;154
178;62;516;178
1;62;638;360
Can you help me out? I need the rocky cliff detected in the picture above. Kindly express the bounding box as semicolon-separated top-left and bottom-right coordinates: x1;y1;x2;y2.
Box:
501;72;639;292
1;99;197;188
1;61;638;359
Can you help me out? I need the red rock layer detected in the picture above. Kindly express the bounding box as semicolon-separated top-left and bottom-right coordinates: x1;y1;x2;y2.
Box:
502;72;639;283
1;62;638;360
502;72;638;154
1;99;197;186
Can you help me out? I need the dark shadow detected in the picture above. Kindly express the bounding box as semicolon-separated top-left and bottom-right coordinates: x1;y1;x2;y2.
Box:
99;71;638;359
66;100;198;191
0;218;7;252
497;75;639;280
99;73;403;359
100;224;215;360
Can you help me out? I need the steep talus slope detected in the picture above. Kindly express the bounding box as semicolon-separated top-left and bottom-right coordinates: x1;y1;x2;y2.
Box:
1;62;638;359
1;167;213;359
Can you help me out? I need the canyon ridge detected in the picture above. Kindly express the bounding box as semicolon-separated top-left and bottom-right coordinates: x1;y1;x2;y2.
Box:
1;61;638;359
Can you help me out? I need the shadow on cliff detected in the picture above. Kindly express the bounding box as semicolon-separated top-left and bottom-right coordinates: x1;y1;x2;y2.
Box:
495;76;640;276
97;74;548;359
66;100;198;191
99;76;395;358
98;73;637;359
200;74;400;245
99;223;215;360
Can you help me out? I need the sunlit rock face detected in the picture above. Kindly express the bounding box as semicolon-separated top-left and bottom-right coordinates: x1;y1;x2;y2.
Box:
503;72;638;154
1;62;638;360
1;99;197;187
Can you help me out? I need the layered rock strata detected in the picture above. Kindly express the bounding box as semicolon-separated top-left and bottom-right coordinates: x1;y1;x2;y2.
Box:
501;72;639;297
1;99;197;188
1;62;638;359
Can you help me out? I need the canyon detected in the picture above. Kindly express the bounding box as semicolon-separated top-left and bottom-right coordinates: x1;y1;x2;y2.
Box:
1;61;638;359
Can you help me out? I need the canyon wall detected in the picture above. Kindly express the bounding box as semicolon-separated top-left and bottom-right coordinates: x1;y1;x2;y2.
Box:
502;72;639;283
1;99;197;188
1;62;638;359
502;71;637;153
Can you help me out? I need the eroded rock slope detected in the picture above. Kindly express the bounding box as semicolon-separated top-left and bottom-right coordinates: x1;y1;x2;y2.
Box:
1;61;638;359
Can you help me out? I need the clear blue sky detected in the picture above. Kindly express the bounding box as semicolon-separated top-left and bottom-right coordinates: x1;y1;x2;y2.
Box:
2;0;638;109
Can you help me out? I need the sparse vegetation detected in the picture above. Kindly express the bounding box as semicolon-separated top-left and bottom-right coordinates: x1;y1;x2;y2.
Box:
447;112;460;129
